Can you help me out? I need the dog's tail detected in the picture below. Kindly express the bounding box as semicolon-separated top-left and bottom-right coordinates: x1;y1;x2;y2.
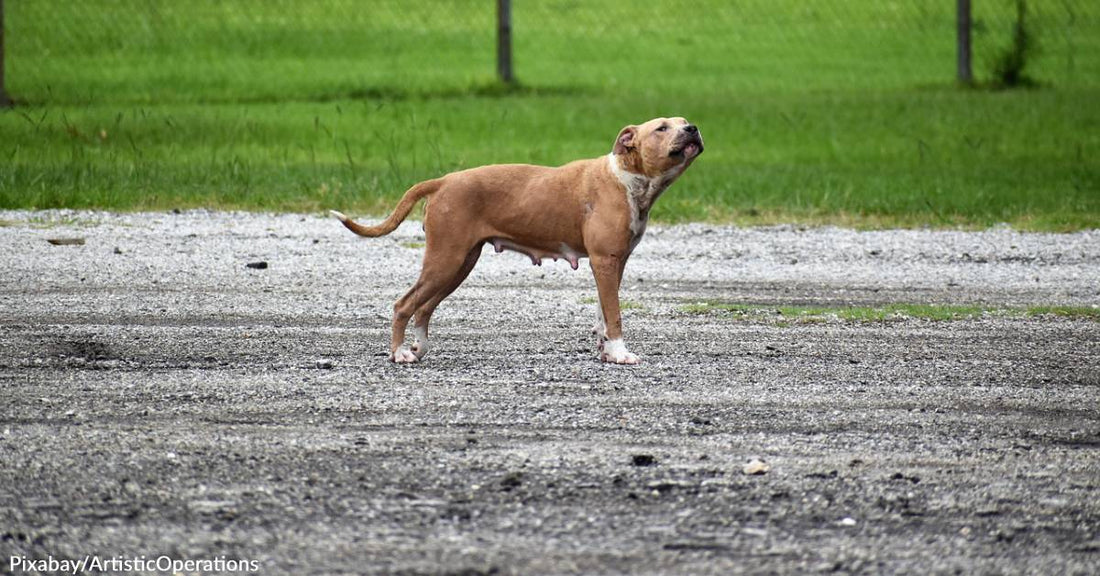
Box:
329;178;443;238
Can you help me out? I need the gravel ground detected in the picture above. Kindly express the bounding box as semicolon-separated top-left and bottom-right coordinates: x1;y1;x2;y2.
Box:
1;210;1098;575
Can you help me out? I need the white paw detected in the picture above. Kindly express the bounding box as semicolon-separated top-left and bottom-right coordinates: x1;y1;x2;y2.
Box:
600;339;639;365
392;348;419;363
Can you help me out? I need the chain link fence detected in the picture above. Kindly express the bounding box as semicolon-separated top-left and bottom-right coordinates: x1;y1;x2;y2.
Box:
3;0;1098;104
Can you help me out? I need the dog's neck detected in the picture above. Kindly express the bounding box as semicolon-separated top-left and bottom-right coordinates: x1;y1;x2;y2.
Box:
608;152;681;246
607;152;683;215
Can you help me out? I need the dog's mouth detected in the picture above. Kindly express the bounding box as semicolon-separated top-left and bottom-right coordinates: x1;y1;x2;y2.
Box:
669;136;704;160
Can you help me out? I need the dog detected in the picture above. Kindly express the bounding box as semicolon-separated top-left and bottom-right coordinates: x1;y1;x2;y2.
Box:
331;117;703;364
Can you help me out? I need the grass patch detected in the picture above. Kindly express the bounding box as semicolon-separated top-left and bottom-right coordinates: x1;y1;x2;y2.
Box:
0;214;103;229
1025;306;1100;320
1;1;1098;229
681;302;1100;323
400;241;426;250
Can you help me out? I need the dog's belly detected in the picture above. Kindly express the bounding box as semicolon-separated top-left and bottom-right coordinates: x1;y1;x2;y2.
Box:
490;237;587;270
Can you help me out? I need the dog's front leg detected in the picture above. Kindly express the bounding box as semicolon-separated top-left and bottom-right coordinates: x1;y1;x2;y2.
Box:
590;254;638;365
591;255;629;351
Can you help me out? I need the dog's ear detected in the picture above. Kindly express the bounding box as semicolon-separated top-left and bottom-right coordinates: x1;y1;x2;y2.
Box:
613;125;637;155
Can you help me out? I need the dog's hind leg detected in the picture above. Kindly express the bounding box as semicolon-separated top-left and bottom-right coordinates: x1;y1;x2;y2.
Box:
409;244;482;360
390;243;481;363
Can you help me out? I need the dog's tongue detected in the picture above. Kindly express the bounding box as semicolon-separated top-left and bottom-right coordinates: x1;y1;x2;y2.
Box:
684;143;700;159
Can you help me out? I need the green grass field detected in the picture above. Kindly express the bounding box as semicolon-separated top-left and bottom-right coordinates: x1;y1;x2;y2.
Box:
2;0;1098;229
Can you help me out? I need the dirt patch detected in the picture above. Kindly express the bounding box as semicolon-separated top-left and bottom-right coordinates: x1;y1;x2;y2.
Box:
1;211;1098;574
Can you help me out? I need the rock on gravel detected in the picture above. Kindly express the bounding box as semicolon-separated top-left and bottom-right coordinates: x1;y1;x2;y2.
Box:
742;459;771;476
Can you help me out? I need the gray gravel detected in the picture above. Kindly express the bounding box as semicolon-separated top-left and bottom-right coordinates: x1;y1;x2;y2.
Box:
1;210;1098;575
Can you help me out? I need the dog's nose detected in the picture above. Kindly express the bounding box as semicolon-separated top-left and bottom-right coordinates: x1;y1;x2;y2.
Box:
684;124;698;134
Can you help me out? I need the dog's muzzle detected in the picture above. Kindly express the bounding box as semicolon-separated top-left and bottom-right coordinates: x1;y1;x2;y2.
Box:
670;127;704;160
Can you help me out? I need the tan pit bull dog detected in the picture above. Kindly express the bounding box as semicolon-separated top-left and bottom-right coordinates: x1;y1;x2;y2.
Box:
331;117;704;364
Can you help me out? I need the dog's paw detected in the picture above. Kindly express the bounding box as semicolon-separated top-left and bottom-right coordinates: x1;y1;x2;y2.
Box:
602;349;639;364
392;348;419;364
600;339;639;365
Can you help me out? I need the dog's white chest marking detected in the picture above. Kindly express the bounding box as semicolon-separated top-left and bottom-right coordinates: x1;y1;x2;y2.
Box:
608;154;648;245
608;153;683;251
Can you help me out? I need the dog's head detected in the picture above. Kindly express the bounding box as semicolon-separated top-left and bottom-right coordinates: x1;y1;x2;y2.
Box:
612;117;704;178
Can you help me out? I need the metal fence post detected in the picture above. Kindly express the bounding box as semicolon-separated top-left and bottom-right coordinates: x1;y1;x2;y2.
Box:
497;0;514;84
0;0;12;106
957;0;973;85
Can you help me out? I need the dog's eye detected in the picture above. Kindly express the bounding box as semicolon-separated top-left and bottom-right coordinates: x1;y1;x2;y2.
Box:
656;125;668;132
